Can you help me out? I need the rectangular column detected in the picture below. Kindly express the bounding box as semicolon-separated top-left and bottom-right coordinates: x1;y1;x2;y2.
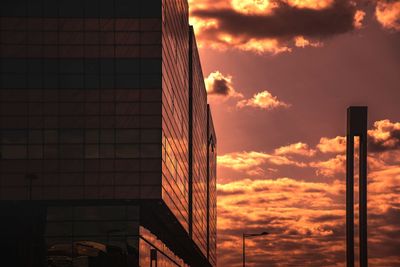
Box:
346;106;368;267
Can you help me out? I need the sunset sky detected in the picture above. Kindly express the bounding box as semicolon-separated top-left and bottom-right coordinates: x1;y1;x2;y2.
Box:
188;0;400;266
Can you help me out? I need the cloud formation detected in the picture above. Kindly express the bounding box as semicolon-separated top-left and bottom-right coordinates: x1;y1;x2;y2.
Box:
310;154;346;177
317;136;347;154
375;0;400;31
205;71;244;99
216;119;400;266
275;142;317;157
218;151;307;174
190;0;366;54
217;166;400;266
368;119;400;152
237;90;291;110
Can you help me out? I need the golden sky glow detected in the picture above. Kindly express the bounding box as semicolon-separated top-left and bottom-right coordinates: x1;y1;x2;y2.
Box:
189;0;400;265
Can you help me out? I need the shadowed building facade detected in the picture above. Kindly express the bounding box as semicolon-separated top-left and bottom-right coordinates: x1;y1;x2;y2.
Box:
0;0;216;266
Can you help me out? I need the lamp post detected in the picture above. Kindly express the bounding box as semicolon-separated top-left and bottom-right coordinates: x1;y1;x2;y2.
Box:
243;231;269;267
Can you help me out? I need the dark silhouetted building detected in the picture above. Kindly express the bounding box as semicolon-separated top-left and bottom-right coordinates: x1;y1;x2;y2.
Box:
0;1;216;266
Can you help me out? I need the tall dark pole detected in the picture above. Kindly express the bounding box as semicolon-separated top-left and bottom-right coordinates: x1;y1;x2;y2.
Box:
346;132;354;267
346;106;368;267
243;234;245;267
359;129;368;267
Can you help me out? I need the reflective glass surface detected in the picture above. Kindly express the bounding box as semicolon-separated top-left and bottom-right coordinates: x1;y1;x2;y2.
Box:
160;0;190;233
189;29;208;256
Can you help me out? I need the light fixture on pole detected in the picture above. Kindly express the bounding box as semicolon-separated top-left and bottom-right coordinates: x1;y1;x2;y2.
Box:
243;231;269;267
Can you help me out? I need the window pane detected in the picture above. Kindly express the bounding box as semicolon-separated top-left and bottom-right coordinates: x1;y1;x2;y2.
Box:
1;145;27;159
85;145;99;159
100;130;114;143
29;130;43;144
116;129;139;143
28;145;43;159
85;130;99;143
60;129;84;143
116;144;139;158
99;144;114;158
1;130;27;144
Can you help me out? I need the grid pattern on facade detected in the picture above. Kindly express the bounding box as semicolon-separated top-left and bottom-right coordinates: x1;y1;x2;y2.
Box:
139;226;188;267
207;106;217;266
45;205;140;267
189;28;208;256
160;0;190;232
0;1;163;201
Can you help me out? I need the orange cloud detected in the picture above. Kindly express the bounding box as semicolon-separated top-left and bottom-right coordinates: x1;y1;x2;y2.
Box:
375;0;400;31
310;154;346;177
237;90;291;110
217;177;346;266
294;36;323;48
205;71;244;100
217;121;400;266
368;119;400;152
354;9;366;29
218;151;307;173
275;142;317;157
217;161;400;266
317;136;346;154
284;0;335;10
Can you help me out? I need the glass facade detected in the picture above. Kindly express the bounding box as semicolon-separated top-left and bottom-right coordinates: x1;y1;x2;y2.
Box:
160;0;190;232
189;27;208;257
139;226;188;267
45;205;141;267
207;106;217;266
0;0;163;201
0;0;216;266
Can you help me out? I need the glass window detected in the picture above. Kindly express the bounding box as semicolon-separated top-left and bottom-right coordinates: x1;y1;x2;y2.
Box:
0;130;27;144
44;130;58;144
116;144;139;158
100;130;114;143
115;59;140;74
44;145;58;159
85;145;99;159
116;129;139;143
29;130;43;144
85;130;99;143
59;144;83;159
141;59;161;74
141;0;162;18
141;75;161;88
115;0;140;17
59;59;84;74
59;0;84;17
28;145;43;159
141;144;160;158
115;75;140;89
1;145;27;159
99;144;114;158
60;129;84;144
59;75;84;89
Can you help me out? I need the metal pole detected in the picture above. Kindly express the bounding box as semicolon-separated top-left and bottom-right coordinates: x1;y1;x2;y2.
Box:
243;234;245;267
346;133;354;267
360;133;368;267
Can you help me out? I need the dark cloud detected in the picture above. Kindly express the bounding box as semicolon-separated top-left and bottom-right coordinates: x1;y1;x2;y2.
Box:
192;0;358;40
369;129;400;152
205;71;243;98
210;77;231;95
309;214;343;222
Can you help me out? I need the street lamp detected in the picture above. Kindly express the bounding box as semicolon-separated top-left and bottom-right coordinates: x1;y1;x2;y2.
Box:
243;231;269;267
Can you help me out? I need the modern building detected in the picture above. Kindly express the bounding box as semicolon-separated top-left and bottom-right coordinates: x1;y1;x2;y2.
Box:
0;0;216;266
